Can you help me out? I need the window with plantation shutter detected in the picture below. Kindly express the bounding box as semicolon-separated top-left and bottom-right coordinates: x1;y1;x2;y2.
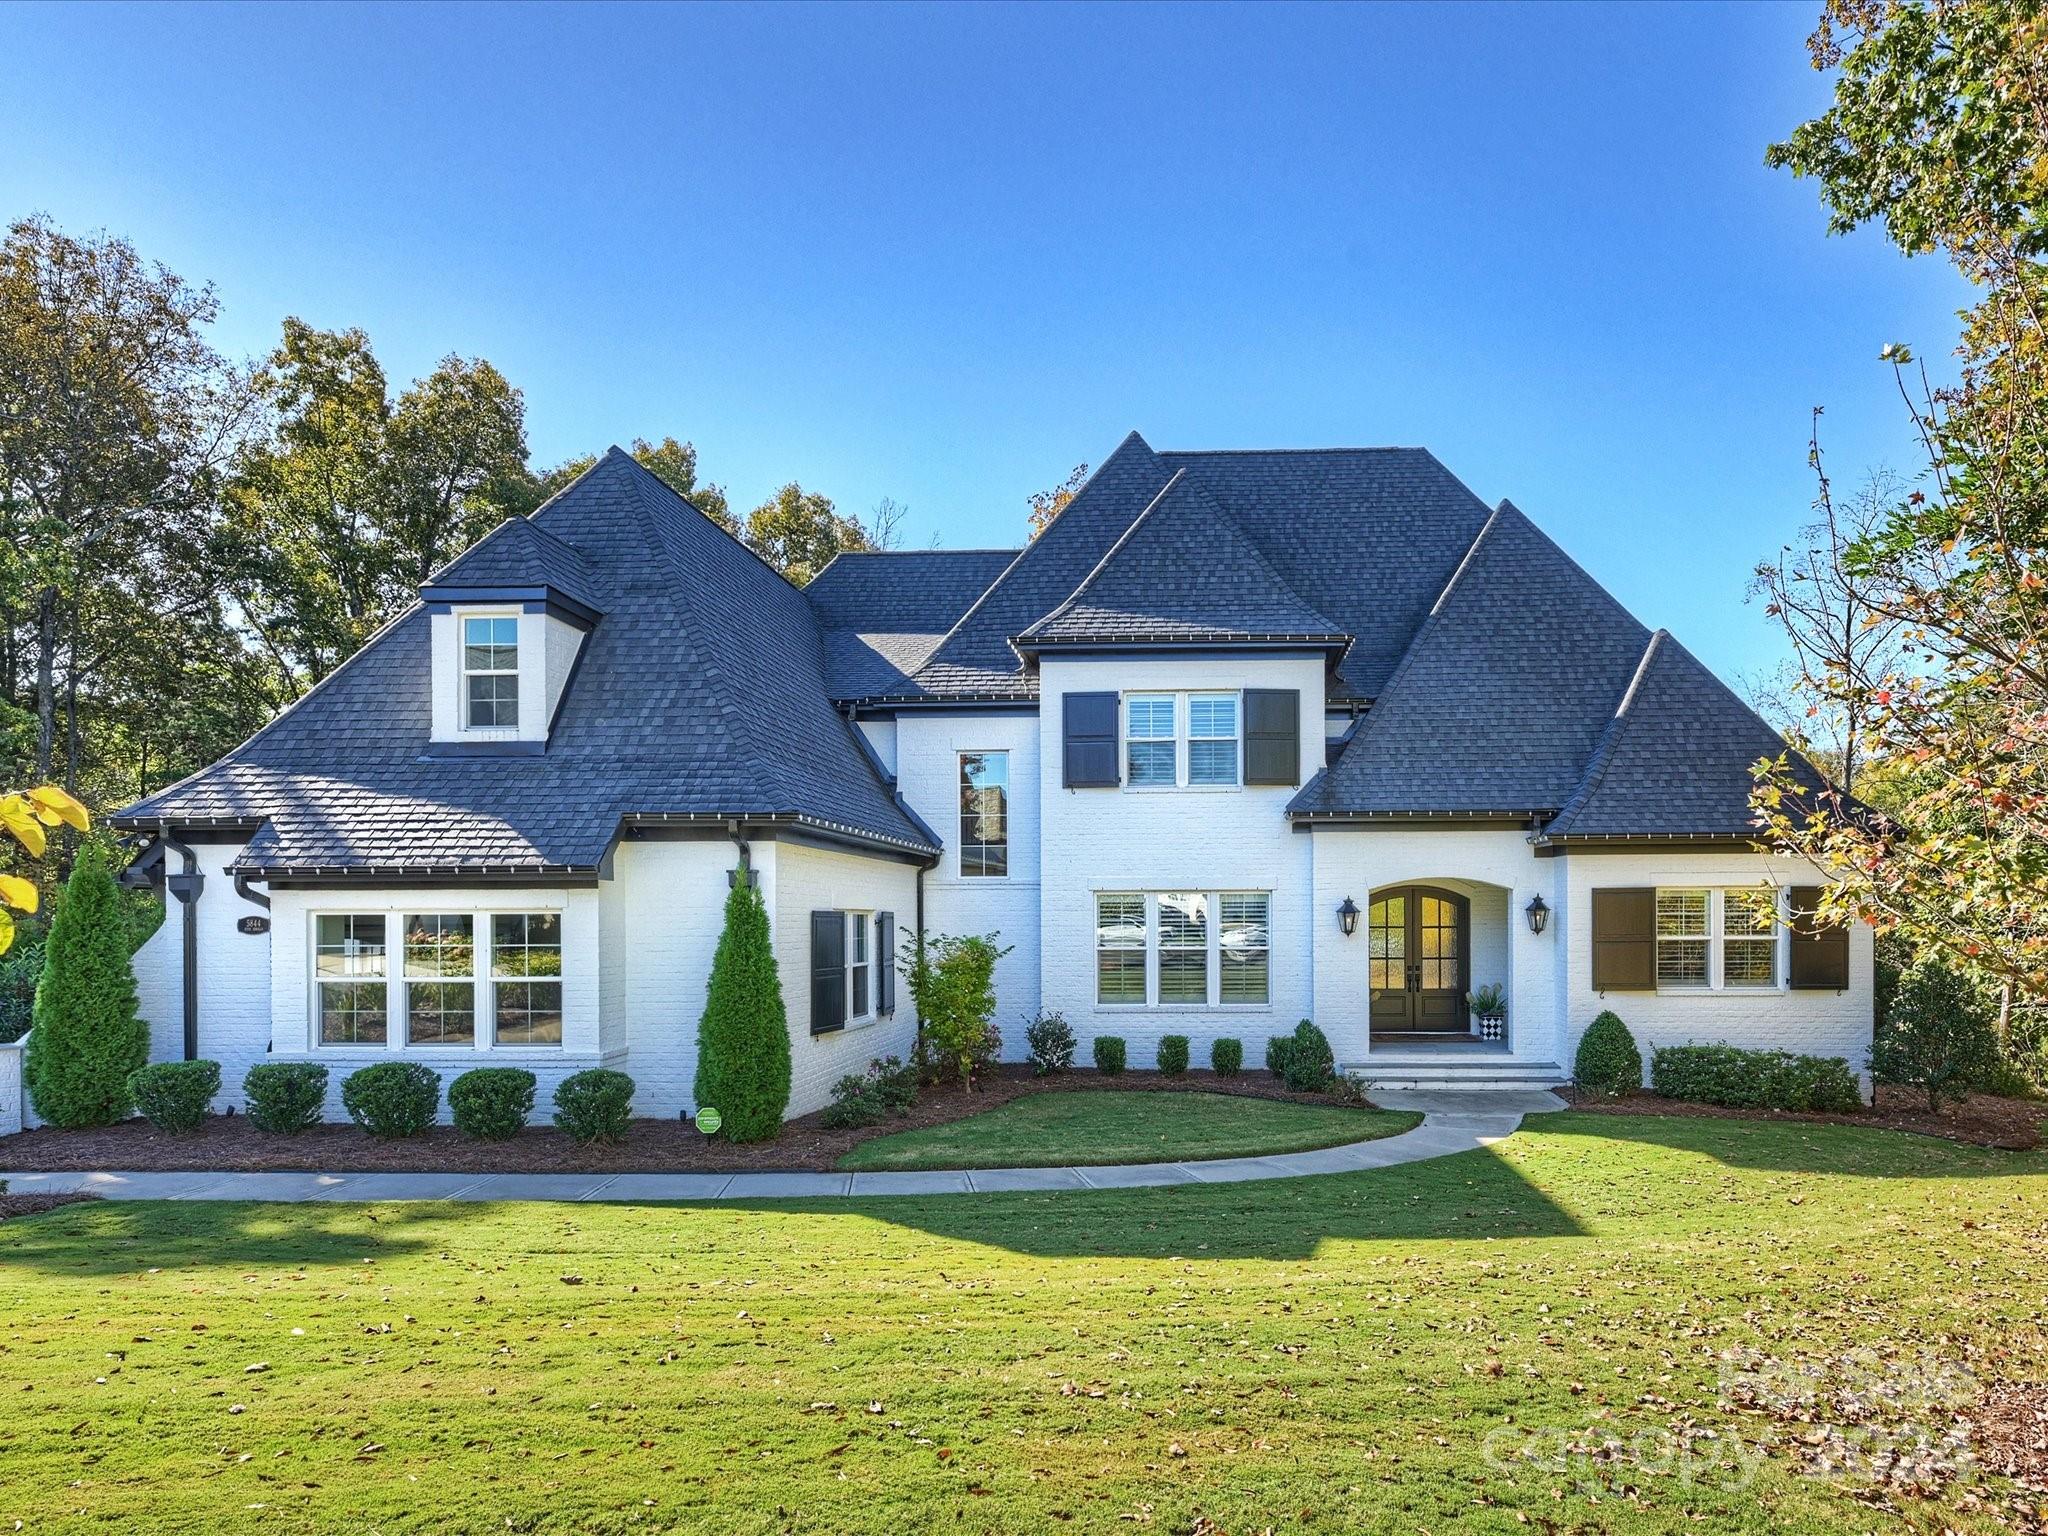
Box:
1787;886;1850;990
1244;689;1300;786
1591;888;1656;990
810;910;846;1035
1063;692;1119;787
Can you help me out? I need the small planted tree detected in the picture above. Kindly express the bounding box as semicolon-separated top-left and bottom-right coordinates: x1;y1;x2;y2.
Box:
905;930;1009;1089
26;842;148;1127
1872;957;1999;1111
693;876;790;1141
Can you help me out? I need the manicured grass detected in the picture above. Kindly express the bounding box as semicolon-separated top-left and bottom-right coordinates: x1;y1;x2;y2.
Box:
836;1089;1421;1170
2;1114;2044;1534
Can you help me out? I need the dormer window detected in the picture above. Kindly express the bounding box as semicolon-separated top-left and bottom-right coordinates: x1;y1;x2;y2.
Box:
463;617;521;730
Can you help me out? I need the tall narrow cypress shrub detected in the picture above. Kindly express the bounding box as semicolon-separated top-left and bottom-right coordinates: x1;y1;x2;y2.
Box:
26;843;148;1127
692;874;791;1141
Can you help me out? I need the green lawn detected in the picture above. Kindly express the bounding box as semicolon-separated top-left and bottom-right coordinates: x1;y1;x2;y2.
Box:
837;1089;1420;1170
3;1113;2044;1534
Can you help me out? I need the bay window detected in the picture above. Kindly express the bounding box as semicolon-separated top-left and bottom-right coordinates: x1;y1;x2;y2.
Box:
1095;891;1272;1007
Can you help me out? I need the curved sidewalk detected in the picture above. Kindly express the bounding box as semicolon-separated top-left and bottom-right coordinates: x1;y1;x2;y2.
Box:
0;1090;1562;1204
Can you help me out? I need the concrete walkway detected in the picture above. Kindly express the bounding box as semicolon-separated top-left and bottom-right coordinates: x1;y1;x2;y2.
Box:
0;1090;1564;1204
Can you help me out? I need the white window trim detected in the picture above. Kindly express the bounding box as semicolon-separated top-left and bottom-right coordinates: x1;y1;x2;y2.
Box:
1653;886;1787;997
459;609;522;734
957;749;1010;881
309;904;569;1052
845;911;875;1027
1120;691;1243;791
1094;889;1272;1010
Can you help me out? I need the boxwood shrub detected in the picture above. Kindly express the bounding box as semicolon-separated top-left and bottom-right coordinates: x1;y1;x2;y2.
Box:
1651;1044;1861;1113
1092;1035;1127;1075
243;1062;329;1134
127;1060;220;1132
1574;1011;1643;1096
1157;1035;1190;1075
1276;1020;1334;1091
555;1068;635;1144
1211;1037;1244;1077
448;1067;537;1141
341;1061;441;1138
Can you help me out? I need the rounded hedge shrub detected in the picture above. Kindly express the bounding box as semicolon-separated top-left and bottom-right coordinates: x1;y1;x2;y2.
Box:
243;1062;329;1133
448;1067;536;1141
341;1061;441;1138
1873;957;2000;1110
555;1068;634;1144
127;1059;220;1132
1265;1034;1293;1077
1211;1036;1244;1077
1575;1010;1643;1096
1279;1020;1334;1091
1092;1035;1127;1075
1157;1035;1190;1075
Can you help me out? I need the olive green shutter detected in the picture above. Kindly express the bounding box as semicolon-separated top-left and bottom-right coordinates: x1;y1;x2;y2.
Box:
810;911;846;1035
1787;886;1850;990
1063;692;1120;787
1590;888;1656;990
1244;689;1301;786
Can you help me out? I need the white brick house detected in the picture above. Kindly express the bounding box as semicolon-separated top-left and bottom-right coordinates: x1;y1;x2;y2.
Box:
100;434;1870;1126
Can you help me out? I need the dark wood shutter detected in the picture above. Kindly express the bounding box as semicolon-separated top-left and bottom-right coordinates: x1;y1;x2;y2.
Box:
1244;689;1301;786
1788;886;1851;990
1591;888;1656;990
876;912;895;1014
1063;692;1119;787
810;911;846;1035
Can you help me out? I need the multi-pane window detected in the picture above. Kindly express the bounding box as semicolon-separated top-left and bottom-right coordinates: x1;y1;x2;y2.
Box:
404;914;476;1046
463;615;519;729
1187;695;1240;786
1125;695;1177;786
1656;889;1710;988
1219;893;1270;1004
1095;891;1272;1007
491;912;563;1046
1722;888;1779;988
959;752;1009;877
850;913;872;1019
1157;893;1209;1004
1096;894;1148;1004
316;915;388;1044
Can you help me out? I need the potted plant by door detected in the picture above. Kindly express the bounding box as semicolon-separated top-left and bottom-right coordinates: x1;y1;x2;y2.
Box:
1469;984;1506;1042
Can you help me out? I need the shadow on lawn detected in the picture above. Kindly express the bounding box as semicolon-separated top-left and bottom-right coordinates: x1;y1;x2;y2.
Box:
0;1197;471;1276
1523;1109;2048;1180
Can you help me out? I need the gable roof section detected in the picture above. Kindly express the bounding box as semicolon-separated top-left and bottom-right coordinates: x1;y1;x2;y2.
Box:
907;431;1175;697
1540;629;1833;841
806;548;1021;700
1290;502;1651;818
118;449;937;870
425;513;603;613
1156;448;1494;698
1016;469;1349;651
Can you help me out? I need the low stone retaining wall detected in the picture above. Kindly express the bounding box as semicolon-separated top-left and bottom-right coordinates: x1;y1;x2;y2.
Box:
0;1037;25;1138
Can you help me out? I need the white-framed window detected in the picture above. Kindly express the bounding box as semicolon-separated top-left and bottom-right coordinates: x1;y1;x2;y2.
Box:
316;914;388;1045
463;614;520;729
958;751;1009;877
1125;694;1178;786
403;914;476;1046
849;912;872;1020
1654;887;1784;993
1123;691;1242;788
313;907;566;1049
1094;890;1272;1007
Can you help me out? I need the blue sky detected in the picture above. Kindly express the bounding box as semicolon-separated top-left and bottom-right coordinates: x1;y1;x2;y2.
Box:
3;2;1965;685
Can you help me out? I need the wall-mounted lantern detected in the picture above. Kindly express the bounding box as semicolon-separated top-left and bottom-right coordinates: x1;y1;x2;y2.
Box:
1338;896;1360;937
1525;894;1550;935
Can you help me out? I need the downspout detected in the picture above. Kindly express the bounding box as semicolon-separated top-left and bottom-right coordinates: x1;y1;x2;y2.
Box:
726;818;753;886
158;821;203;1062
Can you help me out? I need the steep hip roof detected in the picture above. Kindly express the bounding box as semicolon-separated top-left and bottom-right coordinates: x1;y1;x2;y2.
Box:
116;449;938;871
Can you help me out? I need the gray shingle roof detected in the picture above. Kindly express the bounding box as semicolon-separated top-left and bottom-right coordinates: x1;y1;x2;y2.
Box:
1289;502;1653;818
806;548;1021;700
427;514;602;612
117;449;938;870
1016;469;1348;650
1540;630;1832;841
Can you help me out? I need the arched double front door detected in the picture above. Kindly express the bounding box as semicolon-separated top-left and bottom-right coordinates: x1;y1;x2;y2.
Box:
1368;886;1469;1036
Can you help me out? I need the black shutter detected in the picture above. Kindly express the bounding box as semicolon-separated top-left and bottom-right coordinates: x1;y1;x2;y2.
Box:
1244;689;1301;786
1788;886;1851;990
810;910;846;1035
1063;691;1120;787
877;912;895;1015
1591;889;1657;990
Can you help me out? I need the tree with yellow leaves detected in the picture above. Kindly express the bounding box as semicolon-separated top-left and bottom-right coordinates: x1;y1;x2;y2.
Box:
0;785;89;955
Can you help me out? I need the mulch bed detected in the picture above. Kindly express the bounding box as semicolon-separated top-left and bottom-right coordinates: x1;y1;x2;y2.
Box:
1975;1382;2048;1493
1555;1082;2046;1151
0;1191;100;1222
0;1067;1378;1175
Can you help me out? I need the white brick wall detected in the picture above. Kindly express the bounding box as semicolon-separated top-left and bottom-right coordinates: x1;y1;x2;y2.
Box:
1035;655;1324;1068
895;710;1042;1054
0;1039;23;1136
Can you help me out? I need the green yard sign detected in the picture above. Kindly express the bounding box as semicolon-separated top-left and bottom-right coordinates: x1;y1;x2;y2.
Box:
695;1107;722;1136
